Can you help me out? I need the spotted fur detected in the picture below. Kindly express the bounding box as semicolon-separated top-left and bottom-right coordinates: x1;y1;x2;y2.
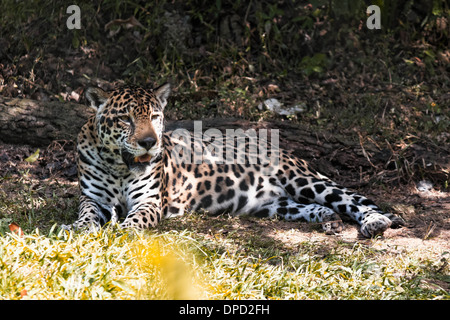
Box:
64;84;405;237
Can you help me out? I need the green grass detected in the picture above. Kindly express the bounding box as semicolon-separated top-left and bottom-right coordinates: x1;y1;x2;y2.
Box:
0;176;448;300
0;227;208;299
0;224;448;300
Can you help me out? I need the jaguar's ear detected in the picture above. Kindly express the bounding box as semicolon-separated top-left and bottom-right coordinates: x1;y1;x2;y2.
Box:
85;87;110;111
154;83;171;109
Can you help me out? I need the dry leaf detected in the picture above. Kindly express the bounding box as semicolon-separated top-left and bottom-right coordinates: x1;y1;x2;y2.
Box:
9;222;24;237
413;57;425;68
25;148;40;163
105;16;144;31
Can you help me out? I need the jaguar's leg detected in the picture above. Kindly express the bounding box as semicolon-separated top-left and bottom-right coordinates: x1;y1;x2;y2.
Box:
62;195;109;231
291;179;405;237
325;192;405;237
120;201;162;229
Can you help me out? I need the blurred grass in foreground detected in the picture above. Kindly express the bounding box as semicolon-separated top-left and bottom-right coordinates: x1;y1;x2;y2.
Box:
0;227;207;299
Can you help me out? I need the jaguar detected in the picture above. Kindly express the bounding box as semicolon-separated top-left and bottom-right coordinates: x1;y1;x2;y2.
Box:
64;83;404;237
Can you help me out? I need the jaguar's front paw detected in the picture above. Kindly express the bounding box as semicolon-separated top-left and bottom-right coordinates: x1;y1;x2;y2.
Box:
60;223;73;231
119;215;147;230
61;220;101;233
360;213;392;238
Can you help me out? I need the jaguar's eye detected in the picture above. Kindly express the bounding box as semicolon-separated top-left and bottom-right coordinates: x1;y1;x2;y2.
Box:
151;114;160;121
119;115;131;124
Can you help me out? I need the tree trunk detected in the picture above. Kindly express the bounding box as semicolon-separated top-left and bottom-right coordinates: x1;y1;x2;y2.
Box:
0;95;362;178
0;96;94;146
0;96;347;154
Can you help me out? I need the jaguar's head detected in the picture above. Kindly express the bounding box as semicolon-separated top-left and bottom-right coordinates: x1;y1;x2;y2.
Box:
85;83;171;173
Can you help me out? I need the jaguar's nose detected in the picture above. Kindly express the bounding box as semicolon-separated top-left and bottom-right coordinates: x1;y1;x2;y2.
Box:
138;137;157;150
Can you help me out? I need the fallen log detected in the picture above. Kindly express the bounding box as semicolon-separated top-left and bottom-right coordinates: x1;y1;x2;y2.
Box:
0;96;94;146
0;95;345;156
